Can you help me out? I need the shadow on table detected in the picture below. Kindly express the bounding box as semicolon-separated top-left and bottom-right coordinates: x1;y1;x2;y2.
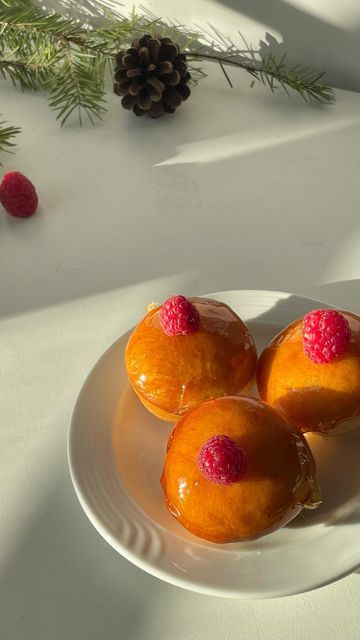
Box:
2;109;359;319
211;0;360;92
301;280;360;313
0;458;168;640
38;0;360;91
35;0;122;25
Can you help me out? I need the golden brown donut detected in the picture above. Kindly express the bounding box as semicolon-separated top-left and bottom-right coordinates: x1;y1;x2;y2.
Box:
125;297;257;421
257;310;360;434
161;396;320;543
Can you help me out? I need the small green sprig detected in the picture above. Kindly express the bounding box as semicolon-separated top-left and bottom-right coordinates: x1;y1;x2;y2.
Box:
0;117;21;160
185;50;335;104
249;53;334;103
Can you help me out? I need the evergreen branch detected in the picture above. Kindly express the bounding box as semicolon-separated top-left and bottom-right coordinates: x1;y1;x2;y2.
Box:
0;4;83;42
47;45;107;125
186;50;335;103
260;53;334;103
0;117;21;161
0;3;139;55
0;58;50;89
78;9;146;54
0;2;109;123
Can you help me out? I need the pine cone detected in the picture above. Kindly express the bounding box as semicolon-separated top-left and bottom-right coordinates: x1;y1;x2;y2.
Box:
114;35;191;118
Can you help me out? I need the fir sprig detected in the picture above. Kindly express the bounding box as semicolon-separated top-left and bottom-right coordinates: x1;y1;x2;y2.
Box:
0;0;335;136
186;50;334;104
260;54;334;103
0;117;21;160
0;58;50;90
48;45;107;125
0;2;145;124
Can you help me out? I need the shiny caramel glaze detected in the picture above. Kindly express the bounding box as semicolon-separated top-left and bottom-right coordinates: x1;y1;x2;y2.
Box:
161;396;320;543
257;311;360;434
125;298;257;422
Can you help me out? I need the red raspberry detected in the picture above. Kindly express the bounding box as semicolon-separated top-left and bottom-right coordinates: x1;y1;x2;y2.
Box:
160;295;200;336
197;435;246;485
0;171;38;218
302;309;350;364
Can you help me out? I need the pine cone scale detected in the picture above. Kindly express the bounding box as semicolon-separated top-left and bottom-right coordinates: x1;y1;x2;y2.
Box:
122;54;137;67
133;104;145;117
114;35;191;118
167;70;181;86
128;79;145;96
148;85;162;101
138;47;150;65
177;84;191;100
138;92;152;110
115;79;132;95
127;47;139;57
114;69;126;82
163;86;182;108
149;102;164;118
126;68;143;78
139;35;152;47
160;43;178;62
147;76;165;93
147;38;161;62
174;60;187;76
121;94;138;110
158;61;173;74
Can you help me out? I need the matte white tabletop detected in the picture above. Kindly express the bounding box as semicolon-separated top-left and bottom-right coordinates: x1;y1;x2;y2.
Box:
1;2;360;637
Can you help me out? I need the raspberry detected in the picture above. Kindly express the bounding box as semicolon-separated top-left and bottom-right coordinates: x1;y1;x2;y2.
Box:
0;171;38;218
302;309;351;364
197;435;246;485
160;295;200;336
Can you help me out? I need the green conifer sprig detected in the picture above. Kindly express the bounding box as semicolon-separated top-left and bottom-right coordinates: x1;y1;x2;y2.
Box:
0;118;21;161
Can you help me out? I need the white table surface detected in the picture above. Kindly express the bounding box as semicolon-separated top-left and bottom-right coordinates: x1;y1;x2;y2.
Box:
2;2;360;638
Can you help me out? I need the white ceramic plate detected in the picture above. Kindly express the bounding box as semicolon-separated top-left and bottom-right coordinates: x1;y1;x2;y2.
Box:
68;290;360;598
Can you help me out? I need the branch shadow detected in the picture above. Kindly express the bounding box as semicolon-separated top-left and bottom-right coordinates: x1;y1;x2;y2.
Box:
37;0;124;26
37;0;360;92
211;0;360;92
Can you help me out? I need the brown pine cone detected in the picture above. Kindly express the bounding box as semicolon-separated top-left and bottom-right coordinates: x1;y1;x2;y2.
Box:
114;35;191;118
